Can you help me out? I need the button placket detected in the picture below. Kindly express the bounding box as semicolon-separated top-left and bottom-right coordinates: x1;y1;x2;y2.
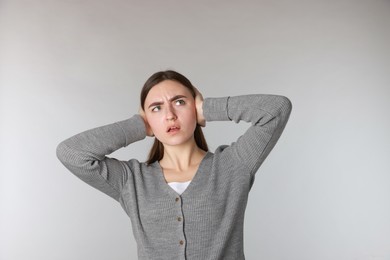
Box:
174;195;186;253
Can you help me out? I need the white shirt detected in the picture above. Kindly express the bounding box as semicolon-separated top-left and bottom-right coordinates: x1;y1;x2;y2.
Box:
167;180;191;195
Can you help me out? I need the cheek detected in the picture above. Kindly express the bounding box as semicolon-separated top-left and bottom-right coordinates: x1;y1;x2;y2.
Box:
145;115;161;131
183;109;197;127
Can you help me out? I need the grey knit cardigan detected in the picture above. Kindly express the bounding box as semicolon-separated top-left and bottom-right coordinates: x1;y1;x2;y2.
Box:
56;95;292;260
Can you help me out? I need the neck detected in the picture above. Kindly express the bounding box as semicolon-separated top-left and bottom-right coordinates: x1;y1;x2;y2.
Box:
159;139;206;171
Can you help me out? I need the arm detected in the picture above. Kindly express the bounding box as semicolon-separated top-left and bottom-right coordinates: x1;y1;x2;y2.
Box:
202;94;292;176
56;115;147;201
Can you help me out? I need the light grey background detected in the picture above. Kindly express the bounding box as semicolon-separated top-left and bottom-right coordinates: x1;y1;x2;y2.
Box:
1;0;389;259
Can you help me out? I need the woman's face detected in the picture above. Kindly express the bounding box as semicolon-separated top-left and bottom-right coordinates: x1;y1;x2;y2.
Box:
144;80;197;147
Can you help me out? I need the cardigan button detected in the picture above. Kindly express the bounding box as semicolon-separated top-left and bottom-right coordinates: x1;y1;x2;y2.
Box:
179;240;184;245
175;197;180;202
177;217;182;222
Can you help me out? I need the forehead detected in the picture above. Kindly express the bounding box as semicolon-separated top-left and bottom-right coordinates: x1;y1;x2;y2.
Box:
145;80;192;102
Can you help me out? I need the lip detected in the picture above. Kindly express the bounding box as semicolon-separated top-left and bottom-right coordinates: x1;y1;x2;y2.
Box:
167;128;180;134
166;125;181;133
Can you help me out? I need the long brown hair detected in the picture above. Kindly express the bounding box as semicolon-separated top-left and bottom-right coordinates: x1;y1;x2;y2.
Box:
140;70;208;165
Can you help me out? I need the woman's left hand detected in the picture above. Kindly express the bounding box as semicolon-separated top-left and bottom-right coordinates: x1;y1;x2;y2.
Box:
139;107;154;137
194;87;205;127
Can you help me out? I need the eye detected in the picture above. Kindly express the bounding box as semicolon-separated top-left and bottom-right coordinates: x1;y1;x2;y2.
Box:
175;99;185;106
151;105;161;112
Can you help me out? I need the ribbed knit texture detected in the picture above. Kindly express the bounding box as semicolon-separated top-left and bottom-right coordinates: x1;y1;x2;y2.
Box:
56;94;292;260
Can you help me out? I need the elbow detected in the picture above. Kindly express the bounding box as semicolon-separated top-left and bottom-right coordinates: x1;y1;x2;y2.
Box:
56;141;78;167
56;141;68;165
272;96;292;127
56;140;99;171
278;96;292;117
56;141;92;177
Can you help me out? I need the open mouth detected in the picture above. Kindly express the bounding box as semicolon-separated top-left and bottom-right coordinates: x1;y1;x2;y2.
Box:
167;126;180;132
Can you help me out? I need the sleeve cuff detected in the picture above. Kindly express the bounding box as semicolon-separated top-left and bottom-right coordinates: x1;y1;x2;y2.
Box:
115;114;146;146
203;97;231;122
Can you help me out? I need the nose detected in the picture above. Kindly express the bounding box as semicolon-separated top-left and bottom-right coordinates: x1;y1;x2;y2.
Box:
166;105;177;121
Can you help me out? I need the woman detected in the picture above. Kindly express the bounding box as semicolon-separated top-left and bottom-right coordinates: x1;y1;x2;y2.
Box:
56;70;292;260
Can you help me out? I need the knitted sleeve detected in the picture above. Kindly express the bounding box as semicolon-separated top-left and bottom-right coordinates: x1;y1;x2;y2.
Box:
203;94;292;176
56;115;146;201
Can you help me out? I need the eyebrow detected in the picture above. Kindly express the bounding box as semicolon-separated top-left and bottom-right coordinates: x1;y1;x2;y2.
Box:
148;95;188;109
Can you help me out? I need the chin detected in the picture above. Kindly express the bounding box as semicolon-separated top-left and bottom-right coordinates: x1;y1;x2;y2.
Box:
160;135;195;147
162;140;188;147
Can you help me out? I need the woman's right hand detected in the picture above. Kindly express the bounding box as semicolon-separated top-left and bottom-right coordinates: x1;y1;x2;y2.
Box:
139;108;154;137
194;87;206;127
